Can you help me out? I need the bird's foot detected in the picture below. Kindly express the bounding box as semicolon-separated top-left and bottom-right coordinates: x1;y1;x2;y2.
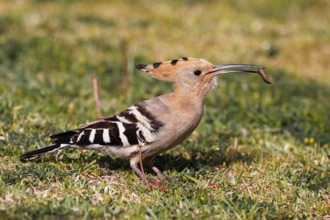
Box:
131;163;168;190
146;178;168;191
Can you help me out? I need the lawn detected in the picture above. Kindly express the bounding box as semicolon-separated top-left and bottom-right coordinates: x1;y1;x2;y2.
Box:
0;0;329;219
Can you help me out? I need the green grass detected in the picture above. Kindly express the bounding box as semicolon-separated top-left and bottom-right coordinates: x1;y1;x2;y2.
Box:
1;0;330;219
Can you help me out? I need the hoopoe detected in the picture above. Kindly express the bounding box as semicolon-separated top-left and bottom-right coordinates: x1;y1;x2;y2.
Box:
21;57;271;185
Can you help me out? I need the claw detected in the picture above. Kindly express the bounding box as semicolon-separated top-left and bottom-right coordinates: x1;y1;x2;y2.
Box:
147;178;168;191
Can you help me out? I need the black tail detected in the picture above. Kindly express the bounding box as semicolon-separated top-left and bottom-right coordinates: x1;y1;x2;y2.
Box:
20;144;61;161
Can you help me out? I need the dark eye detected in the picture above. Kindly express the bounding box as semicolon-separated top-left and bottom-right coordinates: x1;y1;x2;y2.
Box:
194;70;202;76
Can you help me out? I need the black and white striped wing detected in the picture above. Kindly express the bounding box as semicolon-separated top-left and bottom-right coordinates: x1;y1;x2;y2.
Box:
50;103;164;148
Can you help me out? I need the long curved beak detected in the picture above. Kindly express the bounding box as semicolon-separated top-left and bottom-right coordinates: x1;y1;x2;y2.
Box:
207;64;272;84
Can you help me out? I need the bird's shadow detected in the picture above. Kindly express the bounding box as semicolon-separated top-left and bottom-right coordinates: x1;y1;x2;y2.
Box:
22;141;252;176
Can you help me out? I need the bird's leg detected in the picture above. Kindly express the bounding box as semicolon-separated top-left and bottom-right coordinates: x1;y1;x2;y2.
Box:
144;157;167;181
151;165;167;180
136;144;150;188
145;158;168;191
130;162;147;181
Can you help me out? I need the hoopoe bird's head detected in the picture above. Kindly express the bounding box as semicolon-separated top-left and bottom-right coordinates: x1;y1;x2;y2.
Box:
136;57;271;97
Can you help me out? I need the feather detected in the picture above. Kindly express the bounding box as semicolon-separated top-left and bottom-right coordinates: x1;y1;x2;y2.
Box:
20;144;61;160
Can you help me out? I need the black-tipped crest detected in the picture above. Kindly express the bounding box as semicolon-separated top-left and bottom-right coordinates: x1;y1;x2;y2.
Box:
171;59;178;65
135;64;147;70
153;62;162;68
134;57;211;82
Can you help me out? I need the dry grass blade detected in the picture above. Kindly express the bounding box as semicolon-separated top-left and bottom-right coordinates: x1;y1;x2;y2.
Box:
92;75;103;117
